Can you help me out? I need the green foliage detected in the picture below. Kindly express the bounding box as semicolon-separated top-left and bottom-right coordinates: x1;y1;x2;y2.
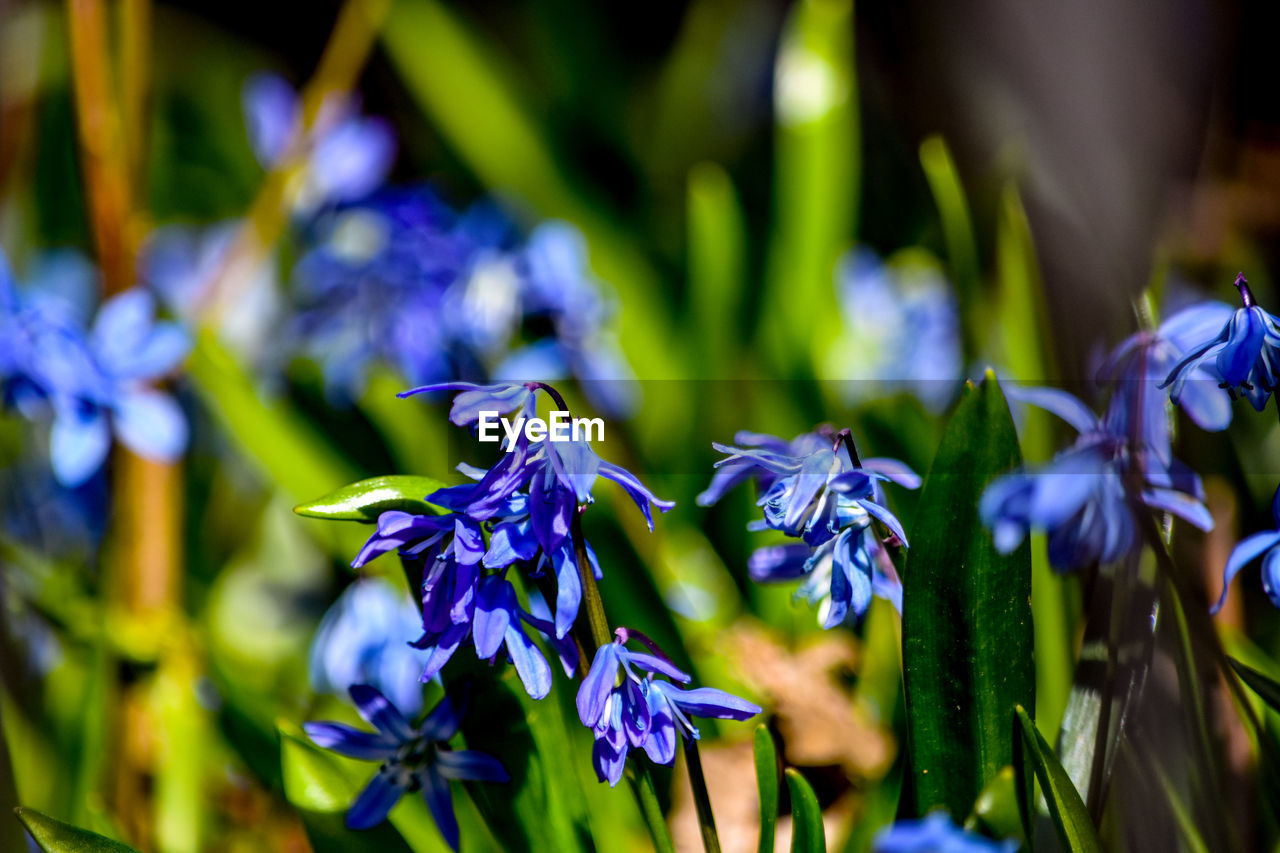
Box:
1230;657;1280;713
293;475;446;522
1012;706;1102;853
784;769;824;853
14;808;137;853
902;373;1034;818
753;726;779;853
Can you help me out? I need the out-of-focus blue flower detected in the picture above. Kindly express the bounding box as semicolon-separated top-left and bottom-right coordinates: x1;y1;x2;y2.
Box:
827;248;963;413
1099;300;1235;468
1163;273;1280;413
310;578;432;716
1;249;190;486
980;385;1212;570
701;427;916;627
576;631;759;786
305;684;507;846
243;72;395;212
1214;484;1280;612
873;812;1018;853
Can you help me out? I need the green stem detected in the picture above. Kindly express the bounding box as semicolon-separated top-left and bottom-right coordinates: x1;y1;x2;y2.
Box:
571;510;611;653
628;764;677;853
685;740;722;853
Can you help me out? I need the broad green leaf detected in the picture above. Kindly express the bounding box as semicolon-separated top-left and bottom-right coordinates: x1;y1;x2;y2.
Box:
902;372;1033;817
754;726;779;853
1013;706;1102;853
784;769;824;853
293;475;445;522
760;0;857;374
14;808;136;853
1228;657;1280;713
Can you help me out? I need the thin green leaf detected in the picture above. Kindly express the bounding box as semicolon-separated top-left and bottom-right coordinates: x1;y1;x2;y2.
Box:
760;0;857;374
1228;657;1280;713
753;726;779;853
687;161;747;378
1013;705;1103;853
279;725;358;813
902;372;1034;817
784;769;824;853
14;808;137;853
293;475;445;522
918;135;980;360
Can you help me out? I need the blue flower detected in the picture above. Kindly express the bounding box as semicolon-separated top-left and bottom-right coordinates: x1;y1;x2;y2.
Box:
243;72;395;211
1099;300;1235;468
576;631;759;786
980;385;1212;570
828;248;963;413
309;578;432;716
0;254;190;485
873;812;1017;853
1162;273;1280;413
305;684;507;847
1214;484;1280;612
700;428;916;626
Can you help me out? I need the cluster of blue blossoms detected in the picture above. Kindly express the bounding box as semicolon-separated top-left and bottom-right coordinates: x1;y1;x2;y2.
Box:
0;252;190;487
698;426;918;628
145;73;634;415
305;381;759;839
980;272;1280;613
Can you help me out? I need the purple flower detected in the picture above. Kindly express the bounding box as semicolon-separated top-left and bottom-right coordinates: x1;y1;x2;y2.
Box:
576;631;759;786
243;72;395;211
1214;484;1280;612
1162;273;1280;413
304;685;507;847
873;812;1017;853
701;427;916;626
980;385;1212;570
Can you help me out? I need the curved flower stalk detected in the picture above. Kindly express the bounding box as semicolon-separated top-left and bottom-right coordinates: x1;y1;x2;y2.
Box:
873;812;1017;852
979;385;1212;570
305;684;507;848
0;250;190;485
348;381;671;700
1162;273;1280;414
576;630;761;786
699;427;918;627
1215;483;1280;611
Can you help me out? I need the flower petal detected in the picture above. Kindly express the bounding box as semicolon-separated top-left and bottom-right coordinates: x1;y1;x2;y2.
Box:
303;722;398;759
345;772;403;830
1214;531;1280;613
50;405;110;486
472;576;513;660
576;643;621;726
420;765;460;851
348;685;414;742
504;622;553;700
114;389;188;462
1006;385;1099;434
435;749;509;783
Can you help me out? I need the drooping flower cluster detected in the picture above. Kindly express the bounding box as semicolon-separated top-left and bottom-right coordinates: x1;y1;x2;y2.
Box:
698;427;918;626
576;630;760;786
1163;273;1280;414
305;684;507;848
348;382;671;700
979;383;1212;570
0;250;190;486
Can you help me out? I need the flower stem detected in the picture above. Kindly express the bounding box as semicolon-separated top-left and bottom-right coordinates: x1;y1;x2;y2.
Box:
628;764;677;853
570;509;611;653
684;740;722;853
